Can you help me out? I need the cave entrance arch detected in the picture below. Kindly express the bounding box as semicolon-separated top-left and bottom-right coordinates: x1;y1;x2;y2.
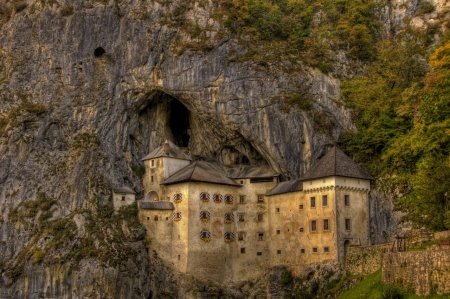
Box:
145;191;159;201
168;99;190;148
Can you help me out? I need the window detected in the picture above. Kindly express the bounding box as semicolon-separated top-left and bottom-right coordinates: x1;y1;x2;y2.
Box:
257;214;264;222
311;220;317;232
200;231;211;242
345;218;351;231
173;193;182;203
154;215;159;221
121;196;125;201
276;229;280;234
323;219;329;231
322;195;328;206
257;252;262;256
200;211;210;223
166;217;168;221
213;194;222;203
238;232;244;240
173;212;182;221
240;180;244;185
258;233;264;241
224;195;234;204
344;195;350;206
277;250;281;254
178;255;180;260
224;232;234;243
151;159;155;167
151;176;154;183
147;217;150;220
312;247;318;253
300;249;305;253
238;214;245;222
275;207;280;213
324;247;330;253
257;195;264;203
299;204;304;210
200;192;210;202
239;195;246;204
224;213;234;224
251;178;273;183
310;197;316;208
241;248;246;254
299;227;304;232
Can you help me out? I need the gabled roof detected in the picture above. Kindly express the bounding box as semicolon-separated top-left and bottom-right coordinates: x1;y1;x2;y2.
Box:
139;201;174;210
161;161;241;186
266;179;303;196
226;165;279;179
141;140;191;161
299;147;374;181
113;187;136;194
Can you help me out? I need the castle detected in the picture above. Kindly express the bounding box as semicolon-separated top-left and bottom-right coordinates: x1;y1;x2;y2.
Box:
113;141;373;283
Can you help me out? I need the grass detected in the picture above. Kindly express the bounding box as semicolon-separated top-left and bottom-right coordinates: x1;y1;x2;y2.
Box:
337;270;450;299
408;238;446;252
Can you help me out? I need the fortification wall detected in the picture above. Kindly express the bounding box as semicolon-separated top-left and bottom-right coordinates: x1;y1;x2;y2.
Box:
345;244;387;276
382;249;450;296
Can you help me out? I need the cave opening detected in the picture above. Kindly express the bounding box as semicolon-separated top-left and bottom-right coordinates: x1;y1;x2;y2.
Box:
94;47;106;57
168;99;190;148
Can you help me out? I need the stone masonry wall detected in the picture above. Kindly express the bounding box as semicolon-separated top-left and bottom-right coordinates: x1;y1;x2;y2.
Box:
345;244;388;276
382;249;450;296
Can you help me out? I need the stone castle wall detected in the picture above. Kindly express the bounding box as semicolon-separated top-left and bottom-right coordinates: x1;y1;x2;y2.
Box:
382;249;450;296
345;244;388;276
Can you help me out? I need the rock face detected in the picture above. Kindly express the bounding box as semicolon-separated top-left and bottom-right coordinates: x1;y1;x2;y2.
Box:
0;0;439;297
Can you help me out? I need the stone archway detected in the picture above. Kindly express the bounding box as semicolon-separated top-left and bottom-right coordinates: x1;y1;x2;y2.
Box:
145;191;159;201
344;239;351;258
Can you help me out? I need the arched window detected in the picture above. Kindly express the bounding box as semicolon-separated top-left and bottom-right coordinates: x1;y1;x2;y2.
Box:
224;213;234;224
173;193;182;203
200;192;210;202
213;194;222;204
173;212;182;221
200;231;211;242
224;232;234;243
199;211;210;223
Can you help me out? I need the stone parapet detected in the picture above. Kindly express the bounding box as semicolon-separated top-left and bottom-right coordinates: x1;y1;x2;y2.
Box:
345;244;388;276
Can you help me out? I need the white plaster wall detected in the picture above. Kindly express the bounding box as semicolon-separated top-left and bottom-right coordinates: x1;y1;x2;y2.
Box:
113;192;135;211
303;176;370;191
163;157;190;179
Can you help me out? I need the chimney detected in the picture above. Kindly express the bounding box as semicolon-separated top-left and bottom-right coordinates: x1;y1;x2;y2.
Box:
163;140;170;155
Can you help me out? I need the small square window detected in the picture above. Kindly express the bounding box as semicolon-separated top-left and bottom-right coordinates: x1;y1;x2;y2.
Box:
311;220;317;232
257;195;264;203
257;252;262;256
151;160;155;167
299;227;304;232
275;207;280;213
324;247;330;253
240;180;244;185
323;219;329;231
154;215;159;221
277;250;281;254
239;195;246;204
322;195;328;206
238;214;245;222
151;176;154;183
312;247;318;253
345;218;351;231
310;197;316;208
258;233;264;241
276;229;281;234
257;214;264;222
147;217;150;220
121;196;125;201
299;204;304;210
241;248;246;254
238;232;244;240
166;217;169;221
300;249;305;253
344;195;350;206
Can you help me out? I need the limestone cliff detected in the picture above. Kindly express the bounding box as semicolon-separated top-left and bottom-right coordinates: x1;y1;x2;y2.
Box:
0;0;447;297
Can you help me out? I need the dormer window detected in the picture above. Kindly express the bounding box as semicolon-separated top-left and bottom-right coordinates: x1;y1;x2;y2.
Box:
224;213;234;224
224;232;234;243
213;194;222;204
200;192;210;202
173;193;182;203
199;211;210;223
224;195;234;204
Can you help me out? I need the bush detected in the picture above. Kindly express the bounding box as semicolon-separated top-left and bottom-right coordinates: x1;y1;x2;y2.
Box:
281;269;293;286
33;250;44;264
380;285;404;299
418;1;435;14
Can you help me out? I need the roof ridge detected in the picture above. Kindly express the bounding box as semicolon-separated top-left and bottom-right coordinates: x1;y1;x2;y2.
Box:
187;160;198;180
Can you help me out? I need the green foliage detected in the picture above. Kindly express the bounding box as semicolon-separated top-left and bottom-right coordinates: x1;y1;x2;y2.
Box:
418;1;435;15
33;250;44;264
132;165;145;178
71;132;99;150
281;269;293;286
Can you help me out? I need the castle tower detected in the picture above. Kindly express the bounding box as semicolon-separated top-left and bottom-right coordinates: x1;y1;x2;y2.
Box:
141;140;191;202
